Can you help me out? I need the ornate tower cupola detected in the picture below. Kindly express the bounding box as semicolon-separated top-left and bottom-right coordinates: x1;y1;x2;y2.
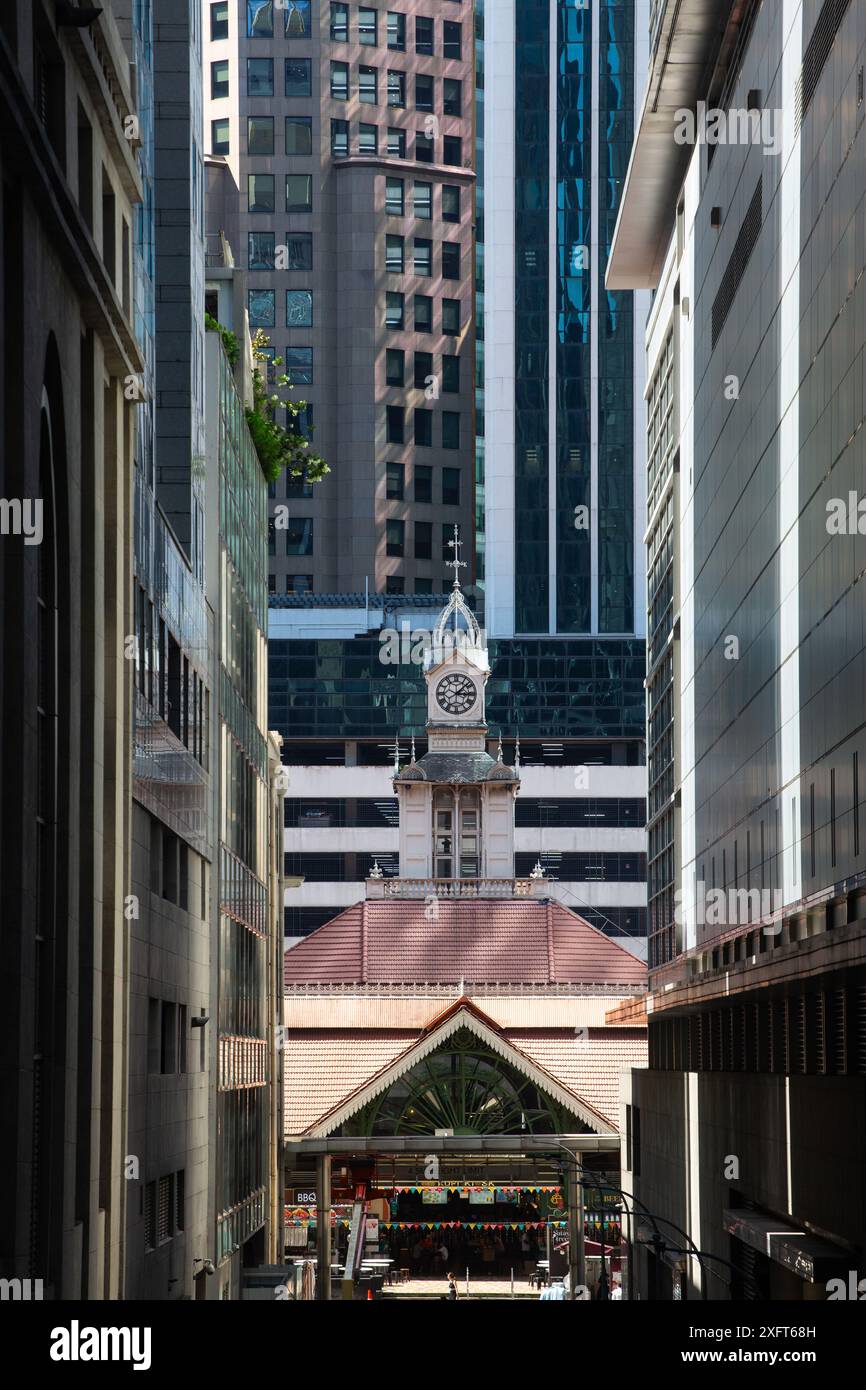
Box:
391;530;519;885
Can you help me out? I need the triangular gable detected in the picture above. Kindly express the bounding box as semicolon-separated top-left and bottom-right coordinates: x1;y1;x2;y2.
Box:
305;1000;616;1137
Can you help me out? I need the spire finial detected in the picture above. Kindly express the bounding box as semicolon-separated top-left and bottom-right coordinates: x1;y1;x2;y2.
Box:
445;524;467;596
410;734;417;763
496;733;503;763
515;734;521;770
392;734;401;774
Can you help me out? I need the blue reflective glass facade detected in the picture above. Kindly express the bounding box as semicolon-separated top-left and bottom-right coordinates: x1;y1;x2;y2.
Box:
514;0;550;634
556;0;592;632
268;635;646;740
597;0;635;634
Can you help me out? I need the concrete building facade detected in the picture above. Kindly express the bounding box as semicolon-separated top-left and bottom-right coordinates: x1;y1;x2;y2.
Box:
203;0;476;596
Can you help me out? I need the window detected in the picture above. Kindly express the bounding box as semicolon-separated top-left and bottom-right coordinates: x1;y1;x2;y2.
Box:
442;184;460;221
414;350;432;388
385;575;405;594
247;57;273;97
295;404;314;440
444;20;461;59
285;346;313;384
359;7;377;44
414;408;432;446
414;294;432;332
385;177;404;215
414;464;432;502
211;3;229;40
386;461;404;498
416;15;434;54
442;297;460;333
414;237;432;275
386;234;404;272
249;231;275;270
284;232;313;269
444;78;462;116
414;520;433;559
443;135;462;166
386;406;404;444
286;518;314;556
386;519;405;556
359;122;378;153
248;115;274;155
285;0;312;35
286;467;313;497
415;577;433;594
442;414;460;451
414;181;432;218
286;175;312;212
387;127;406;157
387;12;405;50
385;291;404;328
211;60;229;99
248;173;275;213
286;116;313;155
247;0;273;37
286;58;312;96
415;132;434;162
442;242;460;279
359;66;378;103
286;290;313;327
386;348;404;385
442;353;460;392
287;575;314;594
211;118;230;155
330;3;348;42
442;463;460;500
331;61;349;100
416;74;434;112
387;70;406;106
331;117;348;156
144;1181;156;1249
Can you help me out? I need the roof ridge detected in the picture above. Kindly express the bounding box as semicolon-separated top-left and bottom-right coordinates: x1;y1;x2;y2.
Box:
548;898;648;963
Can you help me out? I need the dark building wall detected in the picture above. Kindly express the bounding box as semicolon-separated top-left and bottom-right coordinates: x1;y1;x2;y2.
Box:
0;0;142;1297
629;1066;866;1301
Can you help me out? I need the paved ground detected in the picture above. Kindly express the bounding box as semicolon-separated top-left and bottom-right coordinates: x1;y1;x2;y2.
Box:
383;1276;540;1299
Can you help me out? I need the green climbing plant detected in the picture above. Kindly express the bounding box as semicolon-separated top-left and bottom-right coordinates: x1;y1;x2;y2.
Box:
244;329;329;486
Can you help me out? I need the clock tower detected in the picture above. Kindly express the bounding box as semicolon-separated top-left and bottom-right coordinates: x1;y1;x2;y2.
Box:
392;530;519;883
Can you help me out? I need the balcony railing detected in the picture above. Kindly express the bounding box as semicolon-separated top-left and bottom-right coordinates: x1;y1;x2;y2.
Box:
369;877;541;900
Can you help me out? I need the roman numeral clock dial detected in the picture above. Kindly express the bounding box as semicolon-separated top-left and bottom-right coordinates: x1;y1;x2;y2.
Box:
435;673;477;715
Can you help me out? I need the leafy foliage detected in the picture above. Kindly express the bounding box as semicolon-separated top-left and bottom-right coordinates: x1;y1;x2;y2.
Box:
245;330;329;486
204;311;240;367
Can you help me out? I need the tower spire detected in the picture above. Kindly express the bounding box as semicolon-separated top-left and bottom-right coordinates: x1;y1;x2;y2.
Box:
445;524;467;601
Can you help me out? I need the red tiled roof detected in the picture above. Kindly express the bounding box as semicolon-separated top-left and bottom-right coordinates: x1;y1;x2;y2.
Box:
505;1031;647;1128
284;898;647;988
282;1004;646;1135
283;1030;415;1135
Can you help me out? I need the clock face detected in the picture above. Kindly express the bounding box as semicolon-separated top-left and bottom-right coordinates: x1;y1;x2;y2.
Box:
435;672;477;715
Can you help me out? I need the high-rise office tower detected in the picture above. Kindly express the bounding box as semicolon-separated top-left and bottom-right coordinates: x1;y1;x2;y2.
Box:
478;0;650;949
0;0;143;1299
123;0;216;1300
484;0;650;640
203;0;476;596
610;0;866;1298
125;0;281;1299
